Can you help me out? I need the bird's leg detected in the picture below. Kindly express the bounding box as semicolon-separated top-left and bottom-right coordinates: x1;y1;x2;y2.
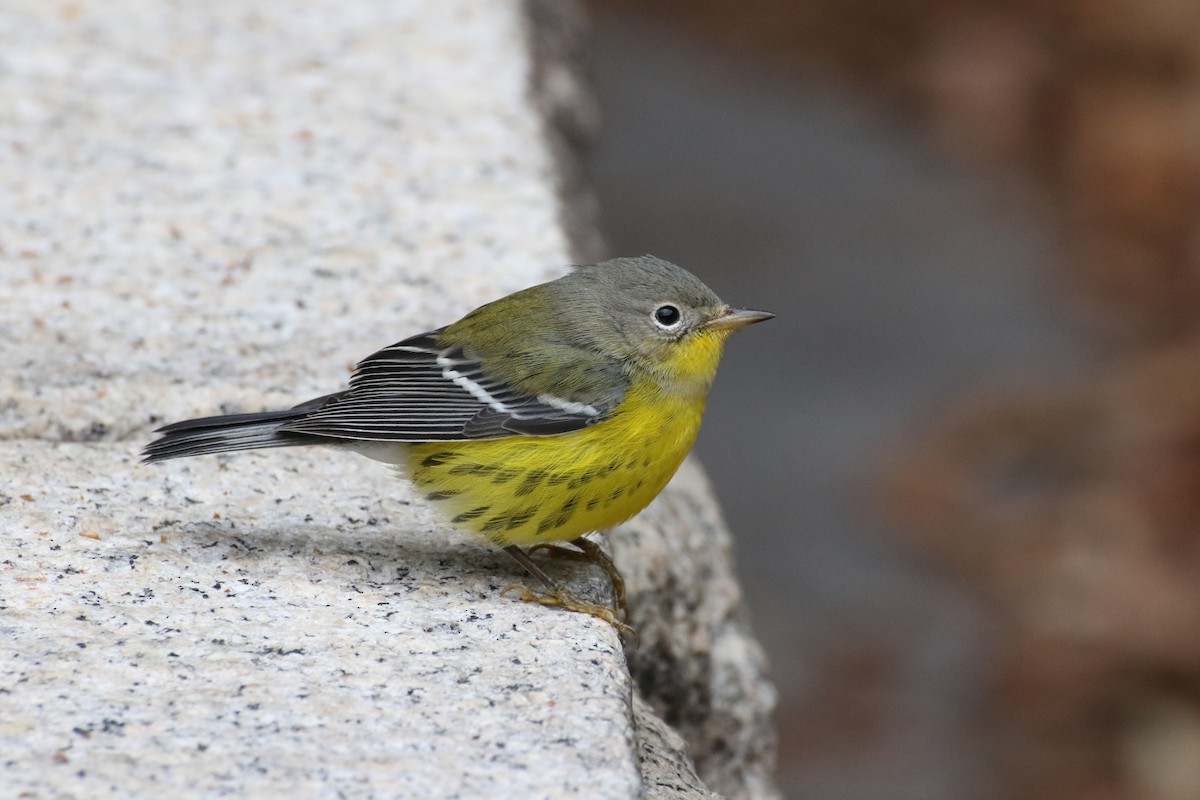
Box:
526;536;628;621
501;543;634;640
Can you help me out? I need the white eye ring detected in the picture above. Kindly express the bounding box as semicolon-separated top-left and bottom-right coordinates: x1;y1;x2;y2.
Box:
653;304;683;329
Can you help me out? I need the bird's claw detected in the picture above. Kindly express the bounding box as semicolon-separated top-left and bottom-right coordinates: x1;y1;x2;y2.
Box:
502;581;637;642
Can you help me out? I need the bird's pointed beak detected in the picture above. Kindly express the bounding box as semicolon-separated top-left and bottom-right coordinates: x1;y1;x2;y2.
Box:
705;306;775;331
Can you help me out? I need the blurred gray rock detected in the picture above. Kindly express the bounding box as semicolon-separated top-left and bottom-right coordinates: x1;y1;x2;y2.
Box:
614;460;779;800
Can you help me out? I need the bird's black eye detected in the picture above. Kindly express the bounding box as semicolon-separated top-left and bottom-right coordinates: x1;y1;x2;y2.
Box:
653;304;682;328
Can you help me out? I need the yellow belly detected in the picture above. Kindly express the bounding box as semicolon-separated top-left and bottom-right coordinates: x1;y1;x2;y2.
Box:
405;379;705;547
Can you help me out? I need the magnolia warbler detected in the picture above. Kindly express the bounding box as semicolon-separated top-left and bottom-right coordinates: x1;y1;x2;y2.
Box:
143;256;772;634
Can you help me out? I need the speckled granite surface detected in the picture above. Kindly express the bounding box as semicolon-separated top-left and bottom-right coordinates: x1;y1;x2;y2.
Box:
0;1;776;797
0;0;567;444
4;443;636;798
0;1;644;797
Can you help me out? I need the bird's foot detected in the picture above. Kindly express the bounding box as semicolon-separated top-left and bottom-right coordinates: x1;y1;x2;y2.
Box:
528;536;628;620
501;582;636;642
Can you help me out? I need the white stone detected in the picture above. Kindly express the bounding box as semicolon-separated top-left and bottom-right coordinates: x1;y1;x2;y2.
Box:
0;1;777;797
0;1;642;797
3;442;639;799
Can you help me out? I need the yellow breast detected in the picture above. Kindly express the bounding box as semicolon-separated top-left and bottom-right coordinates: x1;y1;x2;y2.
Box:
406;376;707;546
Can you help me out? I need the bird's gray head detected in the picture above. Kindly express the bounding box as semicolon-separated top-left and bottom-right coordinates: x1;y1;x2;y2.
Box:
555;255;729;352
445;255;772;396
533;255;772;394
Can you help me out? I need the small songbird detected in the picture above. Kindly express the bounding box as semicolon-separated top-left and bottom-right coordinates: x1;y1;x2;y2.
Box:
143;255;773;635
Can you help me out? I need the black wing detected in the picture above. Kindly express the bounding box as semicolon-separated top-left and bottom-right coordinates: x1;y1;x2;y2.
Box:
278;331;625;441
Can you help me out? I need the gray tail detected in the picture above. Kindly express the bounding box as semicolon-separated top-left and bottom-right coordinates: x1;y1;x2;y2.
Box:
141;395;336;463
